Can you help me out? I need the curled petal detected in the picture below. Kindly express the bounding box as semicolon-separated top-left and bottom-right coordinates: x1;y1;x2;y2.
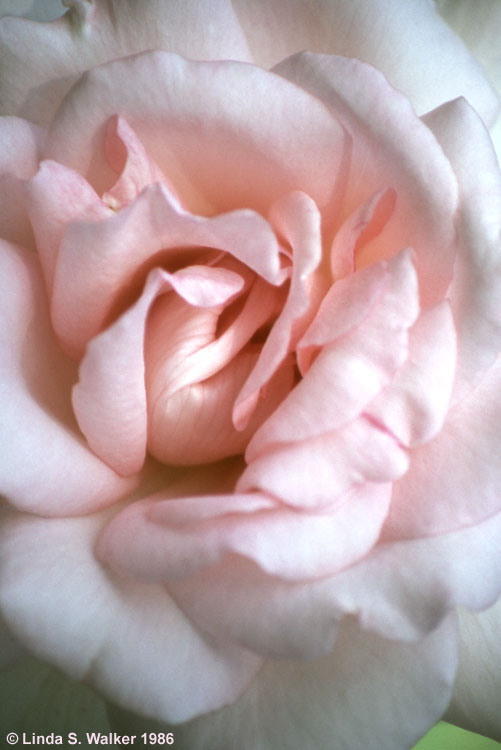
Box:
274;53;458;305
73;265;243;476
98;482;391;585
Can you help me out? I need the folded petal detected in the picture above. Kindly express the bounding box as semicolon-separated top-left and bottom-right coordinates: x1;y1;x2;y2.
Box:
0;0;252;127
51;182;283;358
0;509;262;723
239;416;408;510
44;51;347;215
0;116;45;249
25;160;110;292
102;115;179;209
0;242;136;515
166;509;501;659
248;249;419;457
73;264;243;476
274;53;458;305
365;301;457;448
234;191;323;429
234;0;499;124
382;354;501;539
98;482;391;585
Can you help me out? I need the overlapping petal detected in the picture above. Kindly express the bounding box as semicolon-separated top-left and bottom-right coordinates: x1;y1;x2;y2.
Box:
274;53;458;305
0;242;136;515
0;509;262;723
0;0;252;127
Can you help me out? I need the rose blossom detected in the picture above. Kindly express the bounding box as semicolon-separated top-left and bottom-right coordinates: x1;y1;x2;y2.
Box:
1;1;501;747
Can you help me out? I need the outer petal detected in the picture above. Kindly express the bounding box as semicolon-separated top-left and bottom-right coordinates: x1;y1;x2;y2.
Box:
111;615;458;750
423;97;501;402
444;598;501;741
274;53;458;305
436;0;501;99
0;241;135;515
0;0;252;126
165;510;501;660
0;509;262;723
44;52;347;214
232;0;499;124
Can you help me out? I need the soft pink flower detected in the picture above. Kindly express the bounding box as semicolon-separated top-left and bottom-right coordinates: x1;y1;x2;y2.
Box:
1;1;500;747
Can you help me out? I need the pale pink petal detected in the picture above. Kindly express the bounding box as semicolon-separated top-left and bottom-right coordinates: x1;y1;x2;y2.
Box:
365;301;457;448
330;188;397;280
0;0;252;127
423;98;501;403
234;191;323;429
274;53;458;305
382;354;501;539
165;510;501;660
73;265;243;476
44;51;347;214
0;242;136;515
444;598;501;741
148;350;294;466
159;615;457;750
0;117;45;249
102;115;181;209
436;0;501;100
98;482;391;584
25;160;110;292
233;0;499;124
0;510;262;723
150;276;282;403
51;182;283;358
247;249;419;457
239;416;408;510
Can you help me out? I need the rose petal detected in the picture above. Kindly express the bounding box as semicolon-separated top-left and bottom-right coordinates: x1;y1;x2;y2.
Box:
330;187;397;280
0;509;262;723
98;482;391;584
0;116;45;249
234;0;499;124
247;248;419;456
423;97;501;403
365;301;457;448
166;509;501;659
25;160;110;293
436;0;501;100
239;416;408;510
159;615;457;750
51;181;283;358
0;0;252;127
73;265;244;476
102;115;180;209
234;191;323;429
0;242;136;515
44;51;347;215
444;598;501;741
274;52;458;305
381;354;501;539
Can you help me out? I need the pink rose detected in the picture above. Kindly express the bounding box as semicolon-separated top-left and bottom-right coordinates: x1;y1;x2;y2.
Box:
1;1;501;747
